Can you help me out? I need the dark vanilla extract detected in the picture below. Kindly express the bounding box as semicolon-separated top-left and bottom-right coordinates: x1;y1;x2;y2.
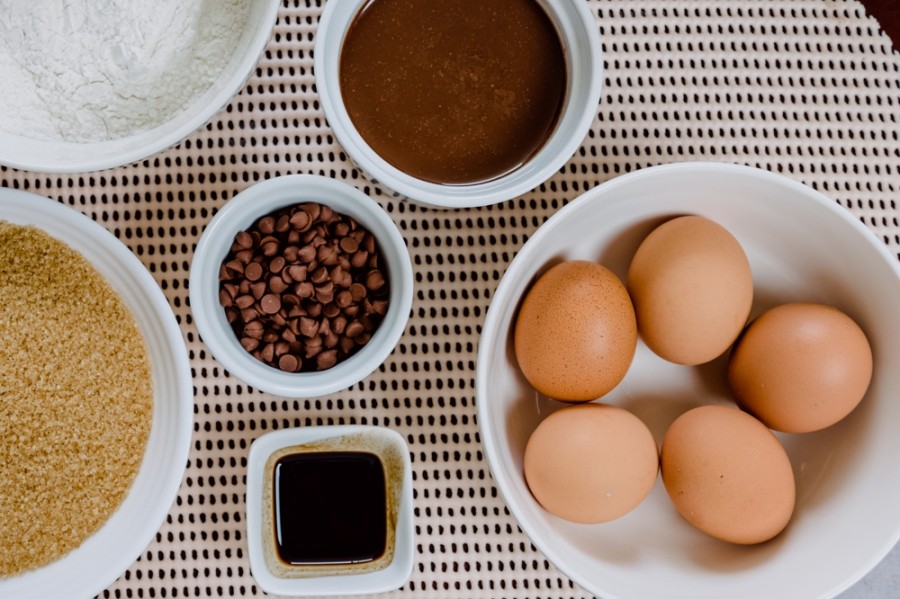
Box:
273;451;387;565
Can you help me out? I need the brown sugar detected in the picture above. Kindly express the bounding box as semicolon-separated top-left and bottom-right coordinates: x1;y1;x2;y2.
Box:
0;221;153;577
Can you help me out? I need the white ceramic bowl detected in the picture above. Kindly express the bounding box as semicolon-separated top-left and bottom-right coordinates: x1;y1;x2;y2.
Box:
190;174;413;398
314;0;602;209
0;1;279;173
476;162;900;599
0;189;193;599
246;425;415;596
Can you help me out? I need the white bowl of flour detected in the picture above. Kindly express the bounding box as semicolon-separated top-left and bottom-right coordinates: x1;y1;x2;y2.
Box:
0;0;280;173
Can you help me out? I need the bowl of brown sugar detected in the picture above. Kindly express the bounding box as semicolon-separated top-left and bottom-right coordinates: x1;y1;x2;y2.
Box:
314;0;602;208
190;174;413;398
0;189;192;599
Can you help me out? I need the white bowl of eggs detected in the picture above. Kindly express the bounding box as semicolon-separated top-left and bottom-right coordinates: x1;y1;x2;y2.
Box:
476;161;900;599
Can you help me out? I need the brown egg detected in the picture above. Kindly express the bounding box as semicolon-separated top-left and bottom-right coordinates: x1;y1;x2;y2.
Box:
514;260;637;402
660;405;795;544
524;404;659;524
627;215;753;365
727;302;873;433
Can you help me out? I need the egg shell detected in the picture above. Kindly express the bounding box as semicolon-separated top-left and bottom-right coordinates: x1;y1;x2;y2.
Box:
627;215;753;366
523;403;659;524
660;405;795;545
513;260;637;402
727;302;873;433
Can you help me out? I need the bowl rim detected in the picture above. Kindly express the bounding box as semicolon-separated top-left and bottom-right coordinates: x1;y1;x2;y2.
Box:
245;425;415;596
0;0;280;174
189;174;413;398
0;188;193;598
313;0;603;208
475;160;900;599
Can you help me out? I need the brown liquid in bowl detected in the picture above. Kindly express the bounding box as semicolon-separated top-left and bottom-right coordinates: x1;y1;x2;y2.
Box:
338;0;567;185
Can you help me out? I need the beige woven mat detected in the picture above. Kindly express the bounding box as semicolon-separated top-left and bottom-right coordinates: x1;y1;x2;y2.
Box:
2;1;899;598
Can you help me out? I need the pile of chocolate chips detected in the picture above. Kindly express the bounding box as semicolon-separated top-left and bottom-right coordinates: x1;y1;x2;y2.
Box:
218;202;389;372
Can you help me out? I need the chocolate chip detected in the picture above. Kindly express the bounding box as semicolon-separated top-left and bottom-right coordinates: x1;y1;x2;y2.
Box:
333;222;350;237
345;320;365;338
245;262;264;282
268;277;289;294
218;201;391;373
349;283;367;302
244;320;264;340
269;256;286;273
322;302;341;318
339;236;359;254
300;317;318;338
287;264;307;282
279;354;301;372
316;349;338;370
224;258;244;275
301;202;321;221
234;249;254;264
320;244;340;266
335;290;353;309
365;270;385;291
298;244;316;263
371;299;389;315
259;343;275;363
260;294;281;315
295;281;314;299
219;289;234;308
350;250;369;268
261;240;280;257
310;266;329;284
289;211;311;231
235;231;254;250
283;245;300;262
235;294;255;309
250;281;267;300
324;331;340;349
332;316;348;335
258;216;276;234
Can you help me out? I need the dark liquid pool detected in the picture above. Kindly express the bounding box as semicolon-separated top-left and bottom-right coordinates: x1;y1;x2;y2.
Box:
273;451;387;565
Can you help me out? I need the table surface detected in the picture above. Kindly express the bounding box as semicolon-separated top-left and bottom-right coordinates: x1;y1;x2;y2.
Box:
2;1;899;598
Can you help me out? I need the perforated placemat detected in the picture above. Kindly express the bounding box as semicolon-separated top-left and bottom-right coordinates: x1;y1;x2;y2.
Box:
2;1;899;598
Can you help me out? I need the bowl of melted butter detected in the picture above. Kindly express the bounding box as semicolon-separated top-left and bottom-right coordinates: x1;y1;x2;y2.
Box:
314;0;602;208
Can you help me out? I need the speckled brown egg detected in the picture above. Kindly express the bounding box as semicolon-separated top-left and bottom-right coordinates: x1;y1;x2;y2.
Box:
660;405;795;545
627;215;753;366
514;260;637;402
727;302;873;433
524;403;659;524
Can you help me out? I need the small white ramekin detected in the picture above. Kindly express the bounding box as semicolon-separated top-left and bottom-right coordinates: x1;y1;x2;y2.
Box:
246;425;414;596
314;0;603;209
189;175;413;398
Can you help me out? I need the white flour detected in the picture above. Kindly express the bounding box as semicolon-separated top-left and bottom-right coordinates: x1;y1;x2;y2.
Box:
0;0;250;142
